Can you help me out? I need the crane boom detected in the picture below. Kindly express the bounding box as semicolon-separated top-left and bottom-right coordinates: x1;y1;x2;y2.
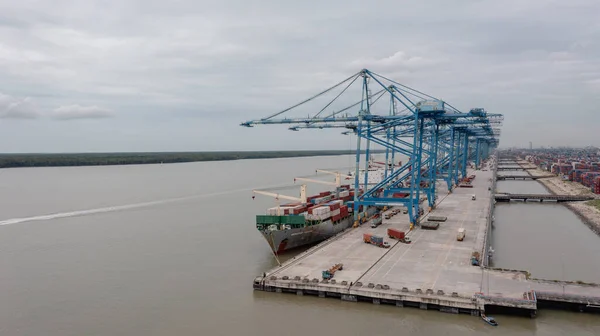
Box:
294;177;337;186
316;169;353;179
252;185;307;204
314;169;353;186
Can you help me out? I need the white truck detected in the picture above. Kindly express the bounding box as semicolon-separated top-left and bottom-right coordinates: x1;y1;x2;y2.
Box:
457;228;466;241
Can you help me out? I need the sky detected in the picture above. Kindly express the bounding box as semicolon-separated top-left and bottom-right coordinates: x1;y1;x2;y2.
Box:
0;0;599;153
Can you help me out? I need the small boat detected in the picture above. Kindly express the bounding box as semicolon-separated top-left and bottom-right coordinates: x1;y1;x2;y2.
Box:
481;313;498;326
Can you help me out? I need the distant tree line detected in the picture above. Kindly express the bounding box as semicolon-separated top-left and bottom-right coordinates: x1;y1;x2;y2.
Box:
0;150;385;168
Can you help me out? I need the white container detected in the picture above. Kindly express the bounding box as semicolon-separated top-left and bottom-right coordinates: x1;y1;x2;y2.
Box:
267;207;294;216
314;207;330;216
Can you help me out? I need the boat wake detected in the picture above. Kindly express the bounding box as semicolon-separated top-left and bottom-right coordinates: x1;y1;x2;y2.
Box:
0;184;287;227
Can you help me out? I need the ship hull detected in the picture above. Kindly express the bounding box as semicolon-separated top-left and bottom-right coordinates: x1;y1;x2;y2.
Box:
260;208;377;253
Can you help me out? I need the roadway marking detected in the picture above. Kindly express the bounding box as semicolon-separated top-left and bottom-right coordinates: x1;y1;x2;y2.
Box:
361;195;455;284
380;229;426;279
424;192;474;290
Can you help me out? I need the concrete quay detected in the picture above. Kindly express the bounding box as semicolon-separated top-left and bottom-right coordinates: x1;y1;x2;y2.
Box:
253;159;600;317
494;194;595;202
496;175;544;180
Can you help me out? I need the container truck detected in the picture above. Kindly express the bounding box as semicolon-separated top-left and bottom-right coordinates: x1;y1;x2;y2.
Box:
322;263;344;279
471;251;480;266
387;228;411;244
363;233;390;248
370;215;382;228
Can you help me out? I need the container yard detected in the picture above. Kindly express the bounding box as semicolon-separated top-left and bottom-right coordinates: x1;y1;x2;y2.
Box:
521;148;600;195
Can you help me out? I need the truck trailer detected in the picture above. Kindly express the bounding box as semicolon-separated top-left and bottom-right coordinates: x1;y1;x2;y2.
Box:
363;233;390;248
387;228;411;244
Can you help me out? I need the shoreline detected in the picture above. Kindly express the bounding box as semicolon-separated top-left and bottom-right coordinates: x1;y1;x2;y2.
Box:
518;159;600;236
0;150;386;169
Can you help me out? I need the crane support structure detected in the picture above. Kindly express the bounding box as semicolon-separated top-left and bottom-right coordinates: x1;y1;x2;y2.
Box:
241;69;502;226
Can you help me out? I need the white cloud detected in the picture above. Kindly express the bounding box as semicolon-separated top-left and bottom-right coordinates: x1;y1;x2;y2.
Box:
0;93;39;119
51;105;114;120
349;51;444;74
0;0;599;151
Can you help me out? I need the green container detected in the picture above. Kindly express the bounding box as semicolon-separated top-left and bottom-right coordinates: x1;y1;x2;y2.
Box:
284;215;306;225
256;215;281;224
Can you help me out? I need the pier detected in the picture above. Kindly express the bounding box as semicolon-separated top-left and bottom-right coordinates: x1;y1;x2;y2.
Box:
496;167;537;171
494;194;595;202
253;162;600;317
496;175;549;180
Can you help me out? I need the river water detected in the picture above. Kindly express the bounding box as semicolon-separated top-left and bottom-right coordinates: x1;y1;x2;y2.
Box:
1;156;599;336
493;169;600;283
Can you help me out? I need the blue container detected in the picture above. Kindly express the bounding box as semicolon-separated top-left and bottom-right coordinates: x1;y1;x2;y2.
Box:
371;236;383;244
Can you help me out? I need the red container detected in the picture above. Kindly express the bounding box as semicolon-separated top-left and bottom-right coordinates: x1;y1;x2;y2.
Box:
319;191;331;197
332;214;342;222
293;206;307;215
387;228;405;240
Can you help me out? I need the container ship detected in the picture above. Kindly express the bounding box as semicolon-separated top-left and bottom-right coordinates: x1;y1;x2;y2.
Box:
254;161;395;253
255;186;379;253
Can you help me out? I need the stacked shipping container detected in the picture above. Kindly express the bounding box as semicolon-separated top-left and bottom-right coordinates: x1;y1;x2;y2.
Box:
306;205;331;221
559;164;572;176
573;169;590;183
582;172;600;187
594;177;600;194
525;149;600;194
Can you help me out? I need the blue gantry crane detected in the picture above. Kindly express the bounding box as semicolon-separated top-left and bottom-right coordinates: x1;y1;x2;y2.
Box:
241;69;502;227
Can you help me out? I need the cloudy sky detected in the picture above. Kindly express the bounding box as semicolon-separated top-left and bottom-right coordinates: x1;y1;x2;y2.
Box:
0;0;598;152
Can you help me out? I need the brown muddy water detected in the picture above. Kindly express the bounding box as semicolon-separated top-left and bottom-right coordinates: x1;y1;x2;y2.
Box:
1;156;599;335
